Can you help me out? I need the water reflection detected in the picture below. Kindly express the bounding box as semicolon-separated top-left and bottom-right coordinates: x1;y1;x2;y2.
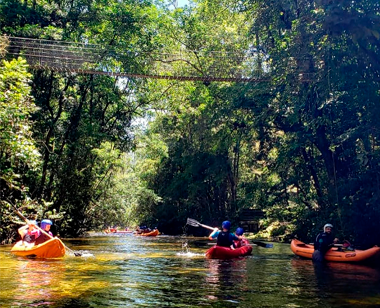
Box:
291;257;380;307
1;238;380;307
205;259;248;305
14;260;66;305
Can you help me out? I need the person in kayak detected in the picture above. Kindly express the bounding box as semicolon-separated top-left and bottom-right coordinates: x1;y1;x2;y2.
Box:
312;223;339;262
18;220;40;246
233;227;249;248
209;221;241;249
135;226;150;234
35;219;53;245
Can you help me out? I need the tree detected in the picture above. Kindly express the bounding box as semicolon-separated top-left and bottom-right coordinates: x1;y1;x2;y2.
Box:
0;54;41;243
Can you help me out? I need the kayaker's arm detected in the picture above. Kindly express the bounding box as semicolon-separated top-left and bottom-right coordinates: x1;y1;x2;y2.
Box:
327;238;340;249
230;234;241;250
209;228;219;240
18;225;28;238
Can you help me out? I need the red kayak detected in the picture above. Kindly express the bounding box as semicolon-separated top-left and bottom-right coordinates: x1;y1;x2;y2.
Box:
205;245;252;259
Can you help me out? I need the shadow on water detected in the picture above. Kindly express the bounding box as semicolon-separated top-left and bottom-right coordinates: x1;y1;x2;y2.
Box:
290;257;380;307
1;237;380;307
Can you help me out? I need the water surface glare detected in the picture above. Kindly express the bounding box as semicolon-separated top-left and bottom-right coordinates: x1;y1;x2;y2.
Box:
1;235;380;307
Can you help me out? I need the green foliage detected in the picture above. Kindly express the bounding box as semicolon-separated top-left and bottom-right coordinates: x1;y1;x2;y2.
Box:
1;0;380;244
129;0;380;244
0;56;40;201
0;58;40;176
0;0;163;238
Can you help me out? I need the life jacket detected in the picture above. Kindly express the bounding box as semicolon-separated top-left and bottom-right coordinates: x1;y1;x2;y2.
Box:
217;231;233;247
23;234;36;243
234;238;249;248
314;232;334;254
23;229;40;243
34;231;53;245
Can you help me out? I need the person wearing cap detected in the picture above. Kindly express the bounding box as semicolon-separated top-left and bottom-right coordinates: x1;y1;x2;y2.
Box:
312;223;339;262
18;220;41;245
35;219;54;245
233;227;249;248
209;221;241;249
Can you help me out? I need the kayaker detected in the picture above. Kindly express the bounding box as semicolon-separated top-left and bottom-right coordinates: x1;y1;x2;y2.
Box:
337;240;354;252
135;226;147;234
138;226;151;234
233;227;249;248
143;226;151;233
209;221;241;249
312;223;339;262
18;220;40;246
134;226;142;234
35;219;53;245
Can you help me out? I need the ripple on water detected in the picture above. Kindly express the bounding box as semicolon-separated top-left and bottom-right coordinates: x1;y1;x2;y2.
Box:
1;237;380;307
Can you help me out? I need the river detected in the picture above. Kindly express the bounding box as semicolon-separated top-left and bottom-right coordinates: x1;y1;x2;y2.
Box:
1;234;380;307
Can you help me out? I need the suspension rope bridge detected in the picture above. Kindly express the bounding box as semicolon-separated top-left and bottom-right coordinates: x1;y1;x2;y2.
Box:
4;36;274;83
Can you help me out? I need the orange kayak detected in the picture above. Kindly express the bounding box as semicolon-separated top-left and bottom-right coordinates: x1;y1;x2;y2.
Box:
139;229;159;237
11;238;66;258
291;239;380;263
206;245;252;259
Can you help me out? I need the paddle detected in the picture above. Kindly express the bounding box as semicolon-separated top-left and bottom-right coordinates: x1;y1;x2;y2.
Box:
186;218;273;248
186;218;215;231
309;242;344;247
13;208;82;257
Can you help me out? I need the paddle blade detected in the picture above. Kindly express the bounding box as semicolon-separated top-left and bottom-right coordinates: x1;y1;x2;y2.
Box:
186;218;201;227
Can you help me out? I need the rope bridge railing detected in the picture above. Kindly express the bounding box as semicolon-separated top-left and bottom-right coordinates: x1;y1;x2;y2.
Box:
5;36;273;82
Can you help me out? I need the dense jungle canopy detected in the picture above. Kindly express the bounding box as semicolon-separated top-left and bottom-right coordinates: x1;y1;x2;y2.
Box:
1;0;380;246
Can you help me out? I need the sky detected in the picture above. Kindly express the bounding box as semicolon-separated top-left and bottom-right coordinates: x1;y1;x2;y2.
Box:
177;0;189;7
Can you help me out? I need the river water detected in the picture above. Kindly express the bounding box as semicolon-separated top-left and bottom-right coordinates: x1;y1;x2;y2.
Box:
1;235;380;308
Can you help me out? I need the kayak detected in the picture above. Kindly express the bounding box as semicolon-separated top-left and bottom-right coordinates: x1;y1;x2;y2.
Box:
139;229;159;237
291;239;380;263
11;238;66;258
205;245;252;259
104;230;133;234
